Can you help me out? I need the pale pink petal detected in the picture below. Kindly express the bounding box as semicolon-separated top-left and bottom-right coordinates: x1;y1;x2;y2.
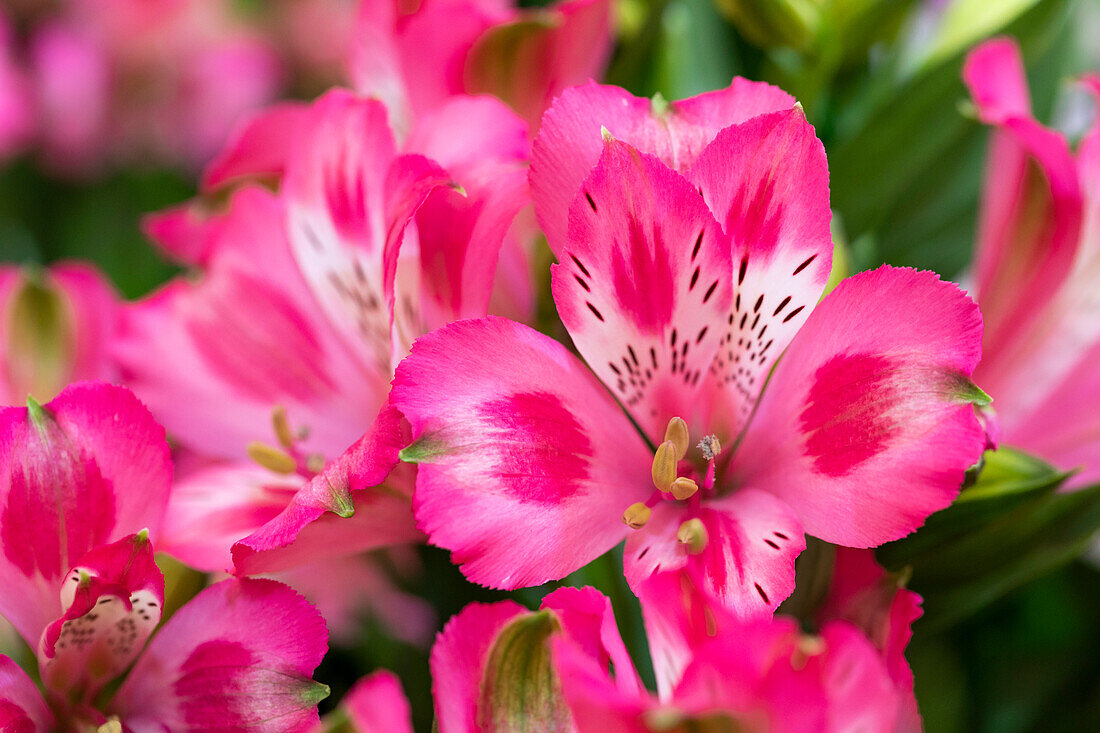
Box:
0;655;53;732
201;102;311;191
736;267;987;547
391;317;651;589
231;404;422;576
464;0;615;128
551;138;731;441
39;533;164;701
531;80;794;255
626;490;804;626
159;461;301;573
689;108;833;438
0;382;171;647
116;186;384;462
341;670;414;733
110;578;329;732
430;600;527;733
819;622;900;733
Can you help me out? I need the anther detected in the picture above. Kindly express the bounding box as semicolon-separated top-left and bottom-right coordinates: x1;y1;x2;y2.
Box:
622;502;652;529
670;477;699;501
651;440;677;493
272;406;295;449
247;441;298;474
664;417;690;460
677;518;708;555
305;454;326;473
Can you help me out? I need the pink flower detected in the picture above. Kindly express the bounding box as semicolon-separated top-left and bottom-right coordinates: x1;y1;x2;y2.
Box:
115;88;533;576
963;38;1100;487
0;9;32;158
349;0;614;133
392;81;989;615
0;382;329;730
0;262;119;406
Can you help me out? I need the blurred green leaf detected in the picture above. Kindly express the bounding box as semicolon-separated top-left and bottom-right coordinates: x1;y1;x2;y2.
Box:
878;448;1100;630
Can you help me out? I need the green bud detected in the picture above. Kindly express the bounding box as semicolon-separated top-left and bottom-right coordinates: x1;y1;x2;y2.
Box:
7;272;75;404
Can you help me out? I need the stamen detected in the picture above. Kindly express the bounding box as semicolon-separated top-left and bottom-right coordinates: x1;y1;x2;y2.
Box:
272;406;295;449
305;454;326;474
670;477;699;501
677;518;708;555
651;440;677;493
664;417;690;460
622;502;652;529
698;434;722;461
247;441;298;474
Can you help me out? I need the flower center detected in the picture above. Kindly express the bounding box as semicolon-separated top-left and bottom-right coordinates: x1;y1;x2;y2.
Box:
246;406;326;479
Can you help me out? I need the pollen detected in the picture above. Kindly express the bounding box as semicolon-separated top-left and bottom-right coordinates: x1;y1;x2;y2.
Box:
622;502;652;529
677;518;708;555
698;434;722;461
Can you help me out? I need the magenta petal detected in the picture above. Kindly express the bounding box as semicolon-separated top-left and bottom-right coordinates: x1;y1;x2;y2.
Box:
531;79;794;255
552;137;732;441
430;600;527;733
736;267;986;547
341;670;415;733
110;578;329;732
0;655;53;732
962;37;1032;124
0;382;171;648
39;533;164;700
392;317;651;589
201;101;311;192
140;203;219;267
689;108;833;438
231;403;421;576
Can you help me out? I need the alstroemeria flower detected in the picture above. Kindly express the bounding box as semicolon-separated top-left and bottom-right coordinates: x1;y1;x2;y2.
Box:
962;38;1100;487
349;0;614;133
115;88;534;576
0;534;330;731
557;569;901;732
393;82;989;615
0;262;118;405
0;382;170;648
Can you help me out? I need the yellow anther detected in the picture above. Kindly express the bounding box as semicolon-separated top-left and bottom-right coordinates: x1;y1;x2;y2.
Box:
677;518;708;555
670;477;699;501
272;406;295;449
664;417;690;460
622;502;652;529
247;441;298;474
651;440;678;492
97;721;123;733
793;634;827;670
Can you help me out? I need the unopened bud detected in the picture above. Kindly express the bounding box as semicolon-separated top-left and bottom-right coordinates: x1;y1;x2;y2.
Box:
677;518;708;555
247;441;297;474
670;477;700;501
622;502;652;529
664;417;690;460
652;440;678;492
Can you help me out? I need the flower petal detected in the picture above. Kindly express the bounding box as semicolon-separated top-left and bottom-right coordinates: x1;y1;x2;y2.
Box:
689;108;833;438
341;670;415;733
392;316;651;589
0;382;171;647
552;137;732;441
735;267;987;547
201;102;311;192
110;578;329;732
531;79;794;255
0;655;53;732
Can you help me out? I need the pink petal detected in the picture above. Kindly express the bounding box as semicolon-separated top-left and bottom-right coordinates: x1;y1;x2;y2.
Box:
430;600;527;733
689;108;833;438
736;267;987;547
0;655;53;732
0;382;171;647
391;317;651;589
552;634;651;733
140;203;220;267
819;622;901;733
531;80;794;255
231;404;422;576
39;533;164;701
625;490;804;626
284;90;452;375
116;186;385;462
201;102;311;192
158;460;301;573
464;0;615;129
341;670;414;733
110;578;329;732
962;37;1032;124
552;137;731;441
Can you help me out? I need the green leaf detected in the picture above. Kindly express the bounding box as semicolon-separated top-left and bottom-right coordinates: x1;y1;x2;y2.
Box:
877;447;1100;630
